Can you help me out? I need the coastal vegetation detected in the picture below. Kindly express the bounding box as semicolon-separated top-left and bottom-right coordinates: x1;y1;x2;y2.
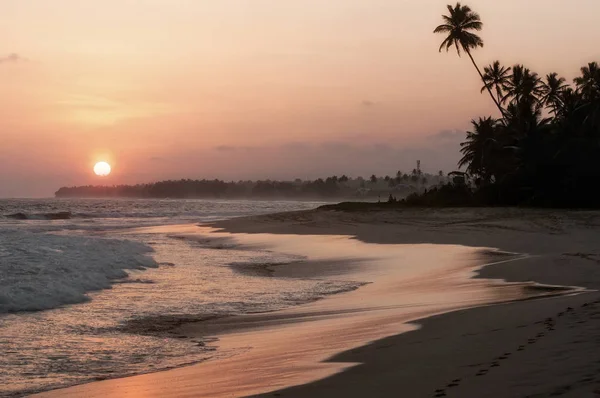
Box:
54;171;447;200
56;3;599;208
434;2;599;207
324;3;599;211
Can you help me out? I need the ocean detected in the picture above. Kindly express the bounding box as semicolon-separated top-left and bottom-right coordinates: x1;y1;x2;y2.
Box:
0;198;351;397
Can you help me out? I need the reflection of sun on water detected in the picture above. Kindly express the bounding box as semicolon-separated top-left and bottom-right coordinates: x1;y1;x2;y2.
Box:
94;162;111;176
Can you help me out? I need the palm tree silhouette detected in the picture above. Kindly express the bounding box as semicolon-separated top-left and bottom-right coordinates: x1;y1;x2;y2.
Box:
481;61;511;105
556;87;582;120
434;3;505;116
540;73;568;115
459;116;498;181
574;62;600;100
501;64;542;108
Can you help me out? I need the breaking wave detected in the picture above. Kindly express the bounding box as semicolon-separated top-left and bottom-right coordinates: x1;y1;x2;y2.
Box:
4;212;73;220
0;230;157;313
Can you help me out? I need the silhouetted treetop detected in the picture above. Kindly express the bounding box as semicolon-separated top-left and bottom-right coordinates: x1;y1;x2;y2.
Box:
434;3;600;207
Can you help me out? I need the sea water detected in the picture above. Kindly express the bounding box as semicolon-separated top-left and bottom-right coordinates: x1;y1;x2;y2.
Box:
0;199;357;397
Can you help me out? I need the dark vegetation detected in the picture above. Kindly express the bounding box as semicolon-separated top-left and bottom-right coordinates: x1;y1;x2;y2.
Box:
425;3;600;207
55;171;447;200
57;3;599;208
325;3;600;211
320;185;478;211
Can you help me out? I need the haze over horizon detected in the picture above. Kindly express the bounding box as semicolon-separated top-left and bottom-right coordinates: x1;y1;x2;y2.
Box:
2;0;599;197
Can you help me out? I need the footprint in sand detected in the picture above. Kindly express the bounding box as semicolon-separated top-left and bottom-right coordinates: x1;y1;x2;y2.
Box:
580;375;595;383
447;379;461;388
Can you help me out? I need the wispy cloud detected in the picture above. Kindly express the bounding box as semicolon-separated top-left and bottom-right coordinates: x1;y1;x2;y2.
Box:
361;100;377;107
0;53;27;65
427;129;464;142
192;137;463;179
215;145;237;152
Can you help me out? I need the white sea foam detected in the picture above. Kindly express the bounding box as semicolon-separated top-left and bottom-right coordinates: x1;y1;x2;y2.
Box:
0;198;327;223
0;198;335;397
0;230;157;313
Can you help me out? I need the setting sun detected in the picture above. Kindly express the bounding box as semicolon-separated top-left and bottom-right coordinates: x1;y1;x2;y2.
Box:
93;162;111;177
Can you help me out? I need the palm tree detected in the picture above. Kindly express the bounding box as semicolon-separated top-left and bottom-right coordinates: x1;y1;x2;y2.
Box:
481;61;511;104
434;3;505;116
458;116;499;180
574;63;600;132
502;65;543;108
556;88;581;119
540;73;568;115
574;62;600;100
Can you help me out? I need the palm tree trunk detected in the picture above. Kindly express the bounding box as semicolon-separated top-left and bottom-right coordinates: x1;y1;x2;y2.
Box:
466;49;506;118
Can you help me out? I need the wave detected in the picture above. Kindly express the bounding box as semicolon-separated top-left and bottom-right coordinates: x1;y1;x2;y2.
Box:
4;211;72;220
2;211;262;221
0;198;326;224
0;230;158;313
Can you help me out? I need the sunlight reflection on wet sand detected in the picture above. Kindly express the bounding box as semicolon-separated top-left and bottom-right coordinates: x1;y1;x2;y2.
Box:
35;224;579;398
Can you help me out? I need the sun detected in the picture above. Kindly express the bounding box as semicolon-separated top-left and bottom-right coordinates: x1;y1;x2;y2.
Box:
93;161;112;177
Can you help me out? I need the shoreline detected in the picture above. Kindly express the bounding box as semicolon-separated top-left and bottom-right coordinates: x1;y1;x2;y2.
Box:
33;208;600;397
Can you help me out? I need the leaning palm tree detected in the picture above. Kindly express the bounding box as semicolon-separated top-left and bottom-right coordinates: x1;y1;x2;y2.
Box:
574;61;600;100
434;3;505;116
540;73;568;115
481;61;511;104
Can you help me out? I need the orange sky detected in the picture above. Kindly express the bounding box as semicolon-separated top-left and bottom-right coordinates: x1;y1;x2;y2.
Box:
2;0;599;196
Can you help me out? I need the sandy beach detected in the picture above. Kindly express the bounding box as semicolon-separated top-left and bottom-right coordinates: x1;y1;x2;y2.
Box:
8;0;600;396
34;208;600;398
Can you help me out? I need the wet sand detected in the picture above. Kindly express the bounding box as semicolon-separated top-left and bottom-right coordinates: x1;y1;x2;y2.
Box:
34;208;600;397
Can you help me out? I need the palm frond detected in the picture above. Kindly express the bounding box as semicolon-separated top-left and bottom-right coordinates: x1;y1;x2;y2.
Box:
433;24;453;33
438;36;452;52
435;3;485;56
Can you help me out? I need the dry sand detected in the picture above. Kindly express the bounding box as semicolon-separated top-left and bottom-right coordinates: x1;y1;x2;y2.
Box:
34;208;600;398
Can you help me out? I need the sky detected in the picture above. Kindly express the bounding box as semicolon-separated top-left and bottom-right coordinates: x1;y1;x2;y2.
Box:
2;0;599;197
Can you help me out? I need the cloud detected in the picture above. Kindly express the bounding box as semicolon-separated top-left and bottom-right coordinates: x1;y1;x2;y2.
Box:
428;129;464;141
361;100;376;107
215;145;237;152
166;137;463;181
0;53;27;65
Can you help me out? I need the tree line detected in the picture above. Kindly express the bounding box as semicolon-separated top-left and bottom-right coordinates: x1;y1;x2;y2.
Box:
431;3;600;207
55;171;447;199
